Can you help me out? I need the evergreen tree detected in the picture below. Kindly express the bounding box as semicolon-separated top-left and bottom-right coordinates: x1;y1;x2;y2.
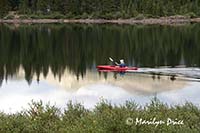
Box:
37;0;49;14
9;0;20;10
0;0;10;18
3;0;200;18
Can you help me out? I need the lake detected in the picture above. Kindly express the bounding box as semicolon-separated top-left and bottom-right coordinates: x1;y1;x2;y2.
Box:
0;23;200;113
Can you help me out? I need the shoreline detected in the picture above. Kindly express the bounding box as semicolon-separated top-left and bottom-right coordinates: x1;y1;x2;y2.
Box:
1;17;200;25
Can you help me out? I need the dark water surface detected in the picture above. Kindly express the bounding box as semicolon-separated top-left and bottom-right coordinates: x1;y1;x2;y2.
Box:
0;24;200;113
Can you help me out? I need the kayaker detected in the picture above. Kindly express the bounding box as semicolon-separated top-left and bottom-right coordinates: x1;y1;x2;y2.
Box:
109;57;126;67
119;59;126;68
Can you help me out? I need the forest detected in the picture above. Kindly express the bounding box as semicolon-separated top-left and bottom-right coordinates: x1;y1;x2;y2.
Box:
0;0;200;19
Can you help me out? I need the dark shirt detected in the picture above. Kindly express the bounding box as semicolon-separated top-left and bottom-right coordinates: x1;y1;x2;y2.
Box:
119;64;126;67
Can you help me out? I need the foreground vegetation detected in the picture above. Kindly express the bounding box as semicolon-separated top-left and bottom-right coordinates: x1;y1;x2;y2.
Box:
0;0;200;19
0;99;200;132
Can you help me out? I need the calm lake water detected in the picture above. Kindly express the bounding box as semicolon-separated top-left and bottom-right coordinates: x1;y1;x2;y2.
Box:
0;23;200;113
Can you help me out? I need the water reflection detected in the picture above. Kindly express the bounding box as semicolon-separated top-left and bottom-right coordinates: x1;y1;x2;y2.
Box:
1;23;200;113
15;68;188;94
1;68;200;113
1;24;200;84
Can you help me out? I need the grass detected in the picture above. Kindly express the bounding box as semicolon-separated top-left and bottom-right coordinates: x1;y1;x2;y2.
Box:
0;98;200;132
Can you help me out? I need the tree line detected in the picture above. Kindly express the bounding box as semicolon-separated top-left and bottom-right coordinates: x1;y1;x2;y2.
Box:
0;0;200;18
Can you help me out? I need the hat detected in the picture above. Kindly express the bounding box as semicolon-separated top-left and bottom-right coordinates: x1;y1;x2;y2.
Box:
120;59;124;64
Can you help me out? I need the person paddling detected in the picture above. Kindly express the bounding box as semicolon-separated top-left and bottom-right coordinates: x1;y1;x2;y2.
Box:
118;59;126;68
109;57;126;68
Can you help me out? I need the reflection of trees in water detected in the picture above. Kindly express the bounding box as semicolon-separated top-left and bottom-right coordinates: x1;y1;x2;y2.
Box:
0;64;3;87
0;24;200;84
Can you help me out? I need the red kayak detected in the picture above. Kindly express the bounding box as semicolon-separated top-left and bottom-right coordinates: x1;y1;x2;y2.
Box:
97;65;138;71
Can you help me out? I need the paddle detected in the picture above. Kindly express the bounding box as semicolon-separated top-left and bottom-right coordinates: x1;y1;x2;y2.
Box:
109;57;119;65
109;57;114;62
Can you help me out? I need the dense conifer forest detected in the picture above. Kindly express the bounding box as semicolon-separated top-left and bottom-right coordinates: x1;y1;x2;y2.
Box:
0;0;200;19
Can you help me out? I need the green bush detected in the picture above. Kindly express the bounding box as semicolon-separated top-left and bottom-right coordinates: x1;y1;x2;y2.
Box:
90;12;101;19
48;12;65;19
65;12;74;19
29;14;40;19
73;15;82;19
24;13;65;19
145;14;159;18
19;15;30;19
80;12;89;19
4;14;15;19
185;12;197;18
135;14;145;20
104;13;114;19
0;99;200;132
132;10;139;17
112;12;123;19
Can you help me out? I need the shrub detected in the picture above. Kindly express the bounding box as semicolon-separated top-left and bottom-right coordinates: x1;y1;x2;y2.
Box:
135;14;145;20
145;14;159;18
29;14;40;19
81;12;89;19
73;15;82;19
4;14;15;19
185;12;197;18
90;12;101;19
65;12;74;19
23;100;61;132
49;12;65;19
112;12;123;19
101;13;119;19
19;15;30;19
0;99;200;132
132;10;139;17
20;13;67;19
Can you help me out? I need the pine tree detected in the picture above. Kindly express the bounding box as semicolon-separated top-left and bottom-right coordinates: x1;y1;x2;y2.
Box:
37;0;49;14
8;0;200;18
9;0;20;10
0;0;10;18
